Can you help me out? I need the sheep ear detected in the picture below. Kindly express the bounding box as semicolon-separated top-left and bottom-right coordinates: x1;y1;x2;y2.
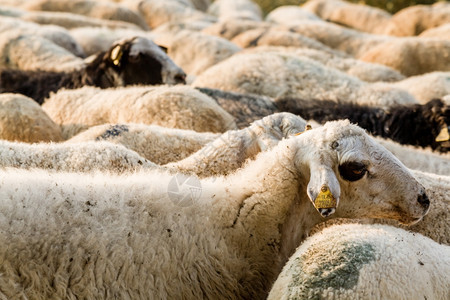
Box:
158;45;168;53
110;45;123;66
307;165;340;218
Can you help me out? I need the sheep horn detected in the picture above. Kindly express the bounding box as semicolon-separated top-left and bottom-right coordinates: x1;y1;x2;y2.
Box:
435;126;449;142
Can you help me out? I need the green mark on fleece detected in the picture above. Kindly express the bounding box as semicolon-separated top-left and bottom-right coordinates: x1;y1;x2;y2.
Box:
287;242;376;299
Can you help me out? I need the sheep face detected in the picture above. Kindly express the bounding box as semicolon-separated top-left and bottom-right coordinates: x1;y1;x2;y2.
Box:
298;121;429;225
104;37;186;86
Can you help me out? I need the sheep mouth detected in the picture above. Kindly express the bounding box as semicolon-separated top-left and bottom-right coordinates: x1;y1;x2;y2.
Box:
397;214;423;226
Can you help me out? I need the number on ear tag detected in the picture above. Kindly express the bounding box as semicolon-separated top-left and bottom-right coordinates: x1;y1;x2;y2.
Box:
314;185;337;209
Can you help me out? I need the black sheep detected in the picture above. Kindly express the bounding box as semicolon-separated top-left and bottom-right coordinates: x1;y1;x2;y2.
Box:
0;36;186;104
196;87;277;129
276;97;450;152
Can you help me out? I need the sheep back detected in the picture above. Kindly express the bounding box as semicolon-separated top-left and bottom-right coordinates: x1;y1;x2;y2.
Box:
0;93;62;142
42;85;237;133
269;224;450;300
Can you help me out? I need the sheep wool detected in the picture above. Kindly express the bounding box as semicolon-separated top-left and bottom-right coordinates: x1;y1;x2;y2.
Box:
196;87;278;129
202;18;272;40
167;112;308;177
192;52;417;107
121;0;213;29
0;16;85;57
21;0;149;30
302;0;392;33
242;46;405;83
165;29;241;76
375;137;450;176
42;85;237;133
279;20;390;57
392;71;450;104
380;3;450;36
0;30;85;72
207;0;263;22
0;121;430;299
0;93;62;143
20;11;143;31
268;224;450;300
265;5;321;25
419;23;450;40
68;123;220;164
231;28;347;58
0;140;157;173
360;38;450;76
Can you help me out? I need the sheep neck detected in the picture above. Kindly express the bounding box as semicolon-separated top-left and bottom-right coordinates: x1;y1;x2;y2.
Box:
210;137;323;298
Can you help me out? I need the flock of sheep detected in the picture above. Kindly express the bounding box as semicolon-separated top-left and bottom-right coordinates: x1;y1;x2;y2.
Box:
0;0;448;299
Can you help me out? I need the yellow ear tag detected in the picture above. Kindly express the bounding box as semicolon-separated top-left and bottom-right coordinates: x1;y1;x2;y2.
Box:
436;126;449;142
110;45;123;66
294;124;312;136
314;185;337;209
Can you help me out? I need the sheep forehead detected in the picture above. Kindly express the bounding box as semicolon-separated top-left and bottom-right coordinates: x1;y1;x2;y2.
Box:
129;37;167;59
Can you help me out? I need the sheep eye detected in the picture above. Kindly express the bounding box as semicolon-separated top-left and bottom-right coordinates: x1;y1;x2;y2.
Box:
339;161;367;181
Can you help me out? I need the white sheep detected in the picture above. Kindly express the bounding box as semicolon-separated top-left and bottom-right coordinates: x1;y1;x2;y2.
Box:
0;15;85;57
121;0;214;29
381;3;450;36
159;29;241;77
302;0;392;33
68;123;219;164
0;30;84;72
391;71;450;103
202;18;272;40
241;46;405;83
166;112;308;176
20;0;149;30
231;29;348;58
0;120;430;299
375;137;450;176
280;21;450;75
265;5;321;25
0;140;157;173
419;23;450;40
68;113;307;168
192;51;417;107
42;85;237;136
20;10;143;30
269;224;449;300
0;93;62;143
277;20;390;57
360;37;450;76
207;0;263;22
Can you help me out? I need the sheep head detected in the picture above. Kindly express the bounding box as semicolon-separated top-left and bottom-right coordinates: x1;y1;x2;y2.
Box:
296;120;430;225
89;36;186;87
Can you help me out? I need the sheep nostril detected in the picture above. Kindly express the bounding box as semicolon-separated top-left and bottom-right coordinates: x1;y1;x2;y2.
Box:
417;192;430;210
